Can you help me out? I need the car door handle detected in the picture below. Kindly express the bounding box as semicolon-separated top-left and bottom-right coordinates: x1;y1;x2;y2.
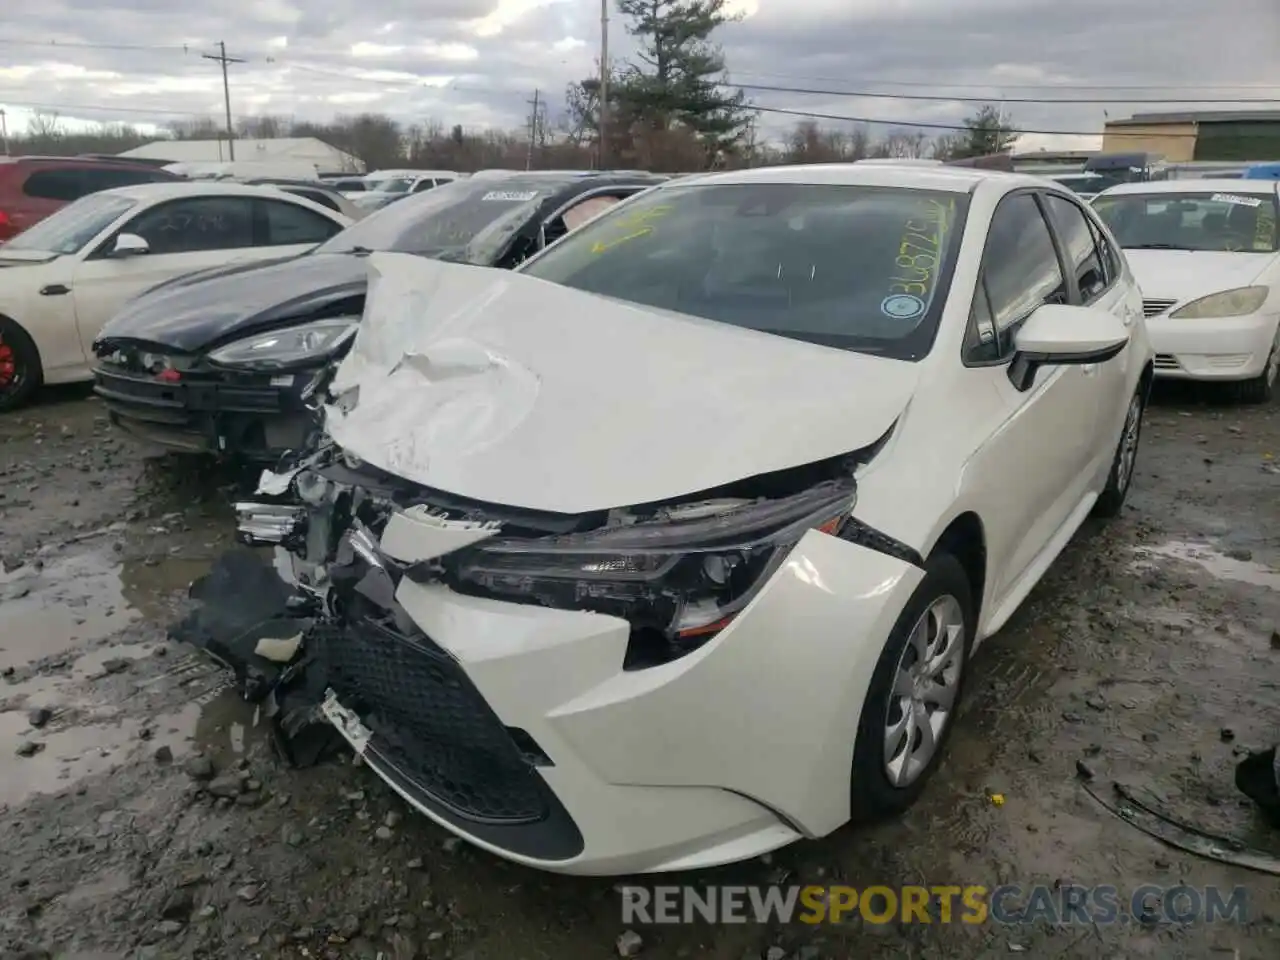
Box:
39;284;70;296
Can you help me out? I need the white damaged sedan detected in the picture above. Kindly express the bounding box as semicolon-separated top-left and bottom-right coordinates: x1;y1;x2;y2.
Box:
1092;179;1280;402
239;164;1153;875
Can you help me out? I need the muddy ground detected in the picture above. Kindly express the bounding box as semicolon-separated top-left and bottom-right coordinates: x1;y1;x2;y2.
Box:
1;383;1278;960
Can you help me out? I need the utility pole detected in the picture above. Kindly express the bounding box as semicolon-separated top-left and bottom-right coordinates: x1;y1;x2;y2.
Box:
598;0;609;170
0;109;9;157
202;42;245;160
526;88;540;170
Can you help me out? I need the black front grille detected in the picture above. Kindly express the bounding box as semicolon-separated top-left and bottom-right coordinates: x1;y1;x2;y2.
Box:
312;618;548;824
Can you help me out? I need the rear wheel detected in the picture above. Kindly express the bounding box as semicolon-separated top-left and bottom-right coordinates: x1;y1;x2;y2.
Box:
1093;386;1145;519
849;552;975;823
1228;340;1277;405
0;317;42;412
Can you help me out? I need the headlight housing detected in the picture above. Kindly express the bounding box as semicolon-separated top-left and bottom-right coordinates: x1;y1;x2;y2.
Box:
207;317;359;371
1169;286;1269;319
448;480;856;667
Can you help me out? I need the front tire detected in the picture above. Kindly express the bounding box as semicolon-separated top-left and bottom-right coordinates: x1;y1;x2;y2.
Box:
1228;340;1277;405
1093;385;1145;519
0;317;42;412
849;552;975;823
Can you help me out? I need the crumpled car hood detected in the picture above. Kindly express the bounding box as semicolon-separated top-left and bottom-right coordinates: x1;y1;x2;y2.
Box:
325;252;921;514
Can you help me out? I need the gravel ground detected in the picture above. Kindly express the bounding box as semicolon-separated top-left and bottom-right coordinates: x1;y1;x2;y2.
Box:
1;382;1278;960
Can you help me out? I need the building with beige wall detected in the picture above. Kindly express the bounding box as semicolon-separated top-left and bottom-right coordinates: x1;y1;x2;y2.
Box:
1102;110;1280;163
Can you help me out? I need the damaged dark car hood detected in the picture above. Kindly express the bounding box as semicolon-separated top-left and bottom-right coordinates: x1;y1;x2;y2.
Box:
96;253;369;352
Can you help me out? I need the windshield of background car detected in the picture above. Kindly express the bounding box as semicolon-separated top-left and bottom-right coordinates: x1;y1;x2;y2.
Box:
315;177;567;261
518;182;969;360
1092;191;1280;252
371;177;414;194
1;193;136;255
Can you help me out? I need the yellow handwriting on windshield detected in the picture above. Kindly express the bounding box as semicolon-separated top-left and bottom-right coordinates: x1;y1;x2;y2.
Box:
590;205;672;255
1254;203;1275;251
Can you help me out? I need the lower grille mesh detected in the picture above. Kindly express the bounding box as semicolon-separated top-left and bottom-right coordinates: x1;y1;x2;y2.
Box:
312;619;548;824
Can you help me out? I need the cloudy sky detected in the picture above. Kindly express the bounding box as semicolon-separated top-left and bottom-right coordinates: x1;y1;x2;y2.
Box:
1;0;1278;151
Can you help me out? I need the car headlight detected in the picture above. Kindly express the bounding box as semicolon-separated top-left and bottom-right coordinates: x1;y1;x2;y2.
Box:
1169;286;1269;319
449;480;855;666
207;317;359;371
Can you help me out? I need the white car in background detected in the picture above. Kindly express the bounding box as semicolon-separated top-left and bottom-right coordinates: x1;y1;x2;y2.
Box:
1093;179;1280;402
244;163;1154;875
0;182;352;410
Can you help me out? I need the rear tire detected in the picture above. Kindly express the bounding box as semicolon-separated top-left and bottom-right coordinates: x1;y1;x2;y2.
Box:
849;552;975;823
1228;341;1277;405
0;317;42;412
1093;385;1145;520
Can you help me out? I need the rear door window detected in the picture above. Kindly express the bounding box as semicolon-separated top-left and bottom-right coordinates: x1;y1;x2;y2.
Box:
259;198;342;245
22;169;85;201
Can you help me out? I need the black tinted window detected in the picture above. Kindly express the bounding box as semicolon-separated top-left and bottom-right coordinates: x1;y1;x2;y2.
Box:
521;182;970;361
125;196;255;253
261;199;340;245
83;167;165;193
978;195;1066;360
1044;194;1107;302
22;169;84;201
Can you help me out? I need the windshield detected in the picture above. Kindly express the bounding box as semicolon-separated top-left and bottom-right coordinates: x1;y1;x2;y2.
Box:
316;177;565;262
371;177;414;194
1092;191;1279;252
519;182;969;361
2;193;136;255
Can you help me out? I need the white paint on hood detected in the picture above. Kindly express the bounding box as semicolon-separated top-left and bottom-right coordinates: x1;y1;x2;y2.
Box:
325;252;921;514
1124;249;1273;303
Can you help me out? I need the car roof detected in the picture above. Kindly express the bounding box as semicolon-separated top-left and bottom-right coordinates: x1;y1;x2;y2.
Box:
672;162;1049;194
1098;178;1280;197
0;155;179;171
95;181;346;204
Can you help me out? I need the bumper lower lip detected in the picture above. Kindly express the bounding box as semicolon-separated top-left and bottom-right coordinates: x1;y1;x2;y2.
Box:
1147;312;1279;380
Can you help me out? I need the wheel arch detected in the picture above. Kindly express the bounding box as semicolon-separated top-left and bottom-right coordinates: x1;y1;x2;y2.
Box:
0;310;44;375
926;511;987;624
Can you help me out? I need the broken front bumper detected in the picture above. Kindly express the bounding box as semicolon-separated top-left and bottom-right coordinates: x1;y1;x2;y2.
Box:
234;492;923;875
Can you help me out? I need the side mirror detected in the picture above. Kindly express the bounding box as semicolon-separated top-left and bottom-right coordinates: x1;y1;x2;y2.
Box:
111;233;150;257
1008;303;1129;392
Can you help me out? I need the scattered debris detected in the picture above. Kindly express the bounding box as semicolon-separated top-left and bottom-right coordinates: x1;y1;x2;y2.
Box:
16;741;44;758
616;929;644;957
26;707;52;729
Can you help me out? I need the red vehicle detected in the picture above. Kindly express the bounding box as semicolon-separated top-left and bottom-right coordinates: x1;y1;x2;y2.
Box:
0;157;184;241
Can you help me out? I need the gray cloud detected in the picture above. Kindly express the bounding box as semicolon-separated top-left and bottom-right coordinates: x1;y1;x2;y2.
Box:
1;0;1277;149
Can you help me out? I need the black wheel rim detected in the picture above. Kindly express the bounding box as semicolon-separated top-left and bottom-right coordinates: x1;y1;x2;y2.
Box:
0;333;26;400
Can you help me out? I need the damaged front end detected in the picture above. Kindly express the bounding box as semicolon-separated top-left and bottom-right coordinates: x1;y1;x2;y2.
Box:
198;427;897;838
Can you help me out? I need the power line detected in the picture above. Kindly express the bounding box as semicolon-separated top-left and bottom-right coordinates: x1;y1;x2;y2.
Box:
0;95;1212;140
744;103;1205;139
728;67;1280;93
0;37;199;53
727;79;1280;106
0;98;214;117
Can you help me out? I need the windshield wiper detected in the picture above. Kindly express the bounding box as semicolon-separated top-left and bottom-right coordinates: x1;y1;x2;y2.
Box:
1124;243;1184;250
340;245;375;256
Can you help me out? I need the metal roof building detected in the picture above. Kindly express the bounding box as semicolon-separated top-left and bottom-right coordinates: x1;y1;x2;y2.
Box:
117;137;363;175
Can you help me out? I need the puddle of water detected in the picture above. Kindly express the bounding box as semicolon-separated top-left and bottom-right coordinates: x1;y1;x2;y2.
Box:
1133;540;1280;591
0;685;265;808
0;549;140;670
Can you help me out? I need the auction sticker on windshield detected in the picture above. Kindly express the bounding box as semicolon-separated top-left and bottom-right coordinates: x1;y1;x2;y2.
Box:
482;190;540;202
1210;193;1263;208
